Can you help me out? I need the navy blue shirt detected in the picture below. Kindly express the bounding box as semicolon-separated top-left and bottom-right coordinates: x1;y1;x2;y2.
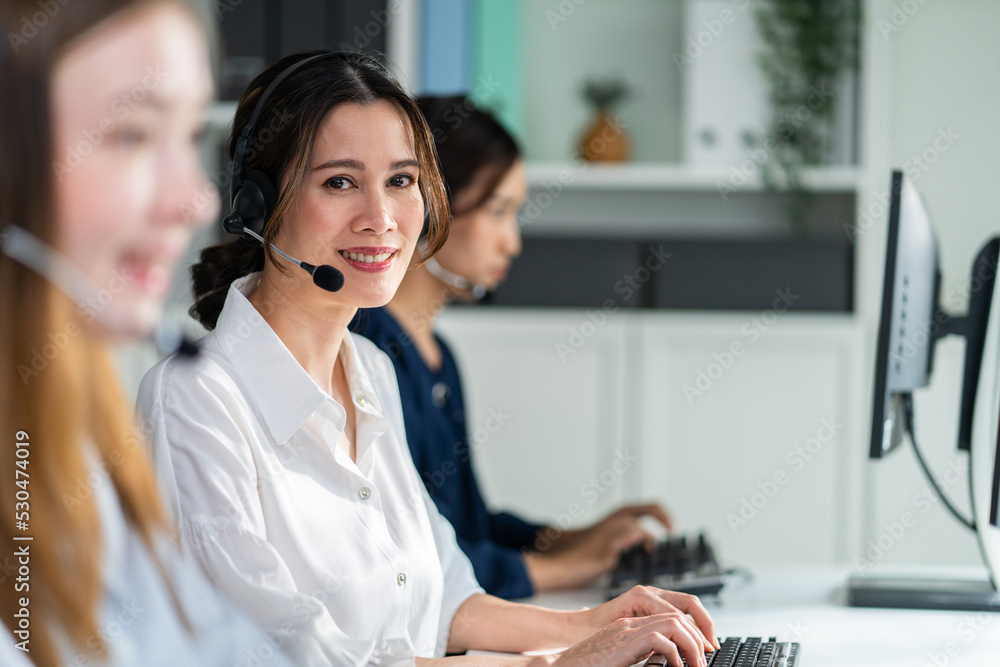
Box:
352;307;543;599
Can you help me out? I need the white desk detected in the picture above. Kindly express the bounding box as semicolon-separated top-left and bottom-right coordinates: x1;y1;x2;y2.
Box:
503;567;1000;667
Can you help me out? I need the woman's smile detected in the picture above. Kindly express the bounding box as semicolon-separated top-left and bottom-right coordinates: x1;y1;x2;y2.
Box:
338;247;398;272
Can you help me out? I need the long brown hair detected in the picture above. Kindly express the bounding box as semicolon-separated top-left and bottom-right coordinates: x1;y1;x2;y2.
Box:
190;51;452;330
0;2;214;665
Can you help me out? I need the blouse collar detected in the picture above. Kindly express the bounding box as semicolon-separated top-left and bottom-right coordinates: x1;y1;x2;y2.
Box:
212;273;384;445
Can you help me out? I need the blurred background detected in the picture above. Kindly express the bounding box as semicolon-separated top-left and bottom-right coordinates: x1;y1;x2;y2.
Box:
116;0;1000;577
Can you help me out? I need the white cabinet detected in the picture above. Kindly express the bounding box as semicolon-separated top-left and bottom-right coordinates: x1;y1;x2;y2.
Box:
438;309;869;568
436;310;631;529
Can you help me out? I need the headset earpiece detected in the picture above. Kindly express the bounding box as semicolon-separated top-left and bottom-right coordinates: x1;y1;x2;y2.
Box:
230;170;278;243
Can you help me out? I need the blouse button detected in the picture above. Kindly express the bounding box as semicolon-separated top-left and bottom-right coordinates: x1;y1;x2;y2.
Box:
359;487;371;500
397;572;407;586
356;394;368;407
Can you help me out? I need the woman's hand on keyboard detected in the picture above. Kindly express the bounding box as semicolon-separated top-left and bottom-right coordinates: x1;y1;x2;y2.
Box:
572;585;719;654
540;613;710;667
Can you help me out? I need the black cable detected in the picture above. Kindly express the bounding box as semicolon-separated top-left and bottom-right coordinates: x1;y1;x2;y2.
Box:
901;393;976;531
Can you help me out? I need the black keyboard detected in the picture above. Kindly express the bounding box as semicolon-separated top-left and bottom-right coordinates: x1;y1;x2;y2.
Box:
645;637;801;667
608;532;727;599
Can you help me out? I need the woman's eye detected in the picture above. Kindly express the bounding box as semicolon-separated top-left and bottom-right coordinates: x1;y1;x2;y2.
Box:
389;174;416;188
325;176;353;190
115;128;148;148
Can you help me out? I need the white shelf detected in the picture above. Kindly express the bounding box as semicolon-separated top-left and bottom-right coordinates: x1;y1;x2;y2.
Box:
525;162;859;193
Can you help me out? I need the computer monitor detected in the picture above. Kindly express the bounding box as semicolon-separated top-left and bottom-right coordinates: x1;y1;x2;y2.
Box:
869;171;999;459
850;170;1000;610
868;170;941;459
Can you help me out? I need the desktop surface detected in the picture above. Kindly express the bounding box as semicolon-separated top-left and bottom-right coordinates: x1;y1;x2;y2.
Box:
485;566;1000;667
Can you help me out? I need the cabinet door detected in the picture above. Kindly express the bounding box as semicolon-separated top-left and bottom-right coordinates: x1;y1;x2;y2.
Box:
637;313;865;567
437;309;630;529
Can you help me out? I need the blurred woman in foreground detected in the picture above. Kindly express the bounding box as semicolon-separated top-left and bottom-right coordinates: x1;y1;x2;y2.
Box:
0;1;289;664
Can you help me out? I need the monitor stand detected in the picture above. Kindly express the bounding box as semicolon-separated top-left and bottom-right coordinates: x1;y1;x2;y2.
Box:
846;574;1000;611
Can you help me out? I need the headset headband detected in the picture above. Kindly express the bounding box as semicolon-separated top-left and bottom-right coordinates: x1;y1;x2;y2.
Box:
229;51;342;201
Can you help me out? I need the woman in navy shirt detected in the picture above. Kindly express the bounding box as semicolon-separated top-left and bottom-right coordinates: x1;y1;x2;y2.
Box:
353;96;672;600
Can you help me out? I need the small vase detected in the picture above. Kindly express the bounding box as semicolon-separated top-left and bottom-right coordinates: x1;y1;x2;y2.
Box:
578;110;630;162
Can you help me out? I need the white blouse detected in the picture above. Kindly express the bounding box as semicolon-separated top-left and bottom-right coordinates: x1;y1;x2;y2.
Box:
136;273;483;667
6;451;290;666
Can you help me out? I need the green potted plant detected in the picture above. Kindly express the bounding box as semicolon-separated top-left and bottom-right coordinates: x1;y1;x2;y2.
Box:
755;0;861;233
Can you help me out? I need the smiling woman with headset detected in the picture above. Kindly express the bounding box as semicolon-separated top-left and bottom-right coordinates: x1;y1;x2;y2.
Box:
136;51;718;667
